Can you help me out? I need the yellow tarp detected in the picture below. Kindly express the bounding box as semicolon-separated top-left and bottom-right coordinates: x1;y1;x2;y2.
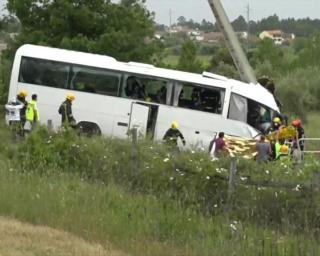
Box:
224;126;297;159
266;126;297;141
224;135;258;159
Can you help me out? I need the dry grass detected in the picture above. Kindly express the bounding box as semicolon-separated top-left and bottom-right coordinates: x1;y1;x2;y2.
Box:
0;217;126;256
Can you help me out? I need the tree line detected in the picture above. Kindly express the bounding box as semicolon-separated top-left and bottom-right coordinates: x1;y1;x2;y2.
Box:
174;14;320;37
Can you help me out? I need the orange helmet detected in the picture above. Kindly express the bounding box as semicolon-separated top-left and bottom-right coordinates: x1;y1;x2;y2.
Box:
292;119;301;127
280;145;289;154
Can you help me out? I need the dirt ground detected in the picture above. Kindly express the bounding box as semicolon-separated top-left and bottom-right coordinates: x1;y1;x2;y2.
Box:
0;217;126;256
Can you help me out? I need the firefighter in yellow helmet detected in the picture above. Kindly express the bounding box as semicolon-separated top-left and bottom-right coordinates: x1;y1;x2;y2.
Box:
16;89;28;126
266;116;282;135
58;93;76;127
163;121;186;149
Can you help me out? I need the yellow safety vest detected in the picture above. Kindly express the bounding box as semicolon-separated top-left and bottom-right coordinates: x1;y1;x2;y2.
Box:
26;100;40;122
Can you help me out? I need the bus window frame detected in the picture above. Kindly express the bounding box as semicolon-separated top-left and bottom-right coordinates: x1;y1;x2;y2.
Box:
228;92;278;132
120;73;173;106
173;81;226;115
69;64;122;97
19;56;71;90
18;56;124;98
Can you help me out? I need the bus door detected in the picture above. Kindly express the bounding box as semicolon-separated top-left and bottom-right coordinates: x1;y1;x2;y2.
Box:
129;102;150;138
194;129;217;151
129;102;159;139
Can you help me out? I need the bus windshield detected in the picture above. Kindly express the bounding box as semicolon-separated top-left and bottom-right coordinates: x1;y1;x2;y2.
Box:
228;93;277;133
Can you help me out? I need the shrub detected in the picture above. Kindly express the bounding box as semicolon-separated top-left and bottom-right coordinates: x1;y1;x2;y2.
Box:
4;126;320;233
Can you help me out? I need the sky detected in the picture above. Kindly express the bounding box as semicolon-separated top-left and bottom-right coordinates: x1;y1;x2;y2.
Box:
1;0;320;25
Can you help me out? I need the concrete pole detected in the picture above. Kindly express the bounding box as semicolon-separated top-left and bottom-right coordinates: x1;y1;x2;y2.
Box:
207;0;257;84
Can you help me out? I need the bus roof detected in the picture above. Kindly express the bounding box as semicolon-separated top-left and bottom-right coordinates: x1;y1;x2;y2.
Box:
16;44;279;112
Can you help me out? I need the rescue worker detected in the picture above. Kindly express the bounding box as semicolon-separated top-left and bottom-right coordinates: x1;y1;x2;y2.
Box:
265;80;282;110
257;76;282;110
25;94;39;132
163;121;186;149
16;89;28;128
275;139;289;160
292;119;305;152
58;93;76;127
266;117;282;134
265;117;282;160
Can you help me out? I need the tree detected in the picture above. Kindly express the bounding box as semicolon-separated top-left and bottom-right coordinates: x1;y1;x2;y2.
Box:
294;32;320;68
0;16;20;34
200;19;215;32
177;40;202;73
210;47;234;69
5;0;158;62
249;39;284;70
231;15;247;32
177;16;187;26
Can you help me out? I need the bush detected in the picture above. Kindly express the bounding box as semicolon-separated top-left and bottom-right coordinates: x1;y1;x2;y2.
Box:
0;57;12;104
3;126;320;233
277;66;320;117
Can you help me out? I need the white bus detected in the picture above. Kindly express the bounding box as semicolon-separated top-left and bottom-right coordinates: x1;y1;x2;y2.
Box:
8;44;280;148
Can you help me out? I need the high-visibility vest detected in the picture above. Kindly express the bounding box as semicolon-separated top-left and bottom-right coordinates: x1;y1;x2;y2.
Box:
275;142;281;159
26;100;40;121
275;142;289;159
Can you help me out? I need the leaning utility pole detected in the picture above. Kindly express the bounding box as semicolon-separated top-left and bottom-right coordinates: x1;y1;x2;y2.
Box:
246;3;250;54
207;0;257;84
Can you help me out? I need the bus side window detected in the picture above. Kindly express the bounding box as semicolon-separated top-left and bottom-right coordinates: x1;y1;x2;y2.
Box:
19;57;69;89
125;76;145;100
70;66;120;96
176;83;224;114
123;75;170;105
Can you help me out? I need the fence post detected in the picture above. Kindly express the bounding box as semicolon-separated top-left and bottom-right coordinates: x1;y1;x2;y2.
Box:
225;157;237;213
131;127;138;172
47;119;53;130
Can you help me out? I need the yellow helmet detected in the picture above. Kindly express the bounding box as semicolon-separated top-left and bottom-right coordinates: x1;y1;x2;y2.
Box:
66;93;75;101
18;89;28;97
273;117;281;124
171;121;179;129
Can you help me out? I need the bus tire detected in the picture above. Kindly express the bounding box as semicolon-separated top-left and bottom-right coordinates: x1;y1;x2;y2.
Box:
77;121;101;136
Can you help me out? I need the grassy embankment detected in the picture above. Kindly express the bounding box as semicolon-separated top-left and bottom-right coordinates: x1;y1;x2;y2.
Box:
0;115;319;255
163;54;212;67
0;217;124;256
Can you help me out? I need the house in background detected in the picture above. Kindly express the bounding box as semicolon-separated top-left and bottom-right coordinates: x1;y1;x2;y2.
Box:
259;30;295;45
201;32;224;43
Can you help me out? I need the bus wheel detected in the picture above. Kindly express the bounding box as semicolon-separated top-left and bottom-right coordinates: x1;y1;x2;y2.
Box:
77;122;101;137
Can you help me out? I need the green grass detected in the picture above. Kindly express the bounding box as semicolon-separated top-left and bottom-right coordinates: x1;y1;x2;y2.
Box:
0;166;319;256
301;112;320;152
163;54;212;67
305;112;320;137
0;116;319;255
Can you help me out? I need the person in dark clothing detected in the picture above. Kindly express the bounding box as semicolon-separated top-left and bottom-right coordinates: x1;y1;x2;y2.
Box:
16;89;28;127
292;119;305;151
163;121;186;148
257;77;282;110
266;117;282;134
255;135;272;163
58;93;76;127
